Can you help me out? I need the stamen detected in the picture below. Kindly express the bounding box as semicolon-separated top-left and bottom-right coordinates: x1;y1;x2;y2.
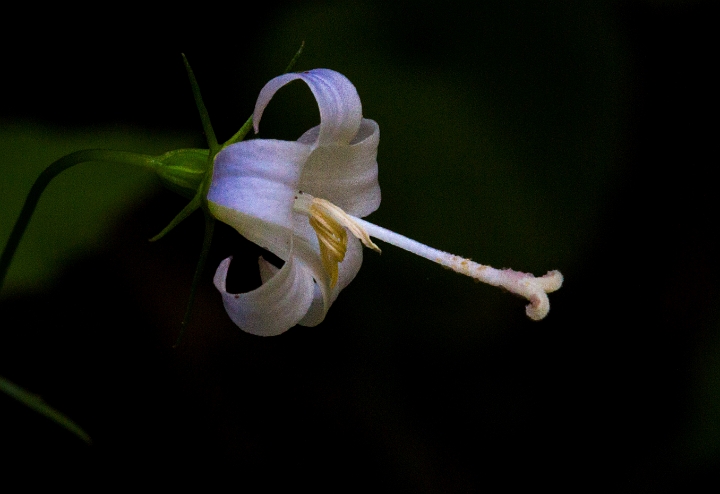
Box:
293;192;562;319
311;199;381;254
308;201;348;288
294;192;381;288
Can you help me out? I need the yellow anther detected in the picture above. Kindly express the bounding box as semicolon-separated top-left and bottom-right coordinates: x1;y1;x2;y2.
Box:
308;203;347;288
294;192;381;288
312;198;381;254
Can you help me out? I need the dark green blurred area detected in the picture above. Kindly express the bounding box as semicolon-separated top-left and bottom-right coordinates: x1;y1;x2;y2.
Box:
1;0;716;490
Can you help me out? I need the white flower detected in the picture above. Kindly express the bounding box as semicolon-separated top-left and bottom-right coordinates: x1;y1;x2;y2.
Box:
208;69;562;337
208;69;379;336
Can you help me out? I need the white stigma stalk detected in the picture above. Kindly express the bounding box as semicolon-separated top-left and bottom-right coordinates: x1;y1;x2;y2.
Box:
352;217;562;320
294;193;563;320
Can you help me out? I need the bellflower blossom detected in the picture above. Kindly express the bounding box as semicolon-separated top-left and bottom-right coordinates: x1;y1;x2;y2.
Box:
207;69;562;336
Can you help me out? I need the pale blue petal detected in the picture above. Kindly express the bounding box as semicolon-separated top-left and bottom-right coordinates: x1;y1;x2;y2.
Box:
333;234;364;298
258;256;279;284
208;139;313;259
298;119;381;218
291;235;333;313
213;255;315;336
254;69;362;146
298;235;364;327
297;283;325;327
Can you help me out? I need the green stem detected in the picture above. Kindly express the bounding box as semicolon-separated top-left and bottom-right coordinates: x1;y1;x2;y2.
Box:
0;375;92;444
283;40;305;74
174;210;215;348
0;150;159;294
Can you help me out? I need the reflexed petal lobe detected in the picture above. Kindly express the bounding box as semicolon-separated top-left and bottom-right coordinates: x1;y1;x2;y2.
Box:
254;69;362;146
213;256;315;336
298;235;364;327
333;235;364;298
298;119;381;218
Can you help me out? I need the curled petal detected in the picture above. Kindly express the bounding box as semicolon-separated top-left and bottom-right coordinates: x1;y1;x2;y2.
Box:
254;69;362;146
258;256;279;284
256;248;357;329
290;235;333;313
333;234;364;297
298;119;381;218
213;256;315;336
298;283;324;327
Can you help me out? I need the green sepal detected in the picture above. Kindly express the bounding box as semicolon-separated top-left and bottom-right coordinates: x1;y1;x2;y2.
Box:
154;148;210;199
149;191;202;242
183;54;219;154
174;210;215;348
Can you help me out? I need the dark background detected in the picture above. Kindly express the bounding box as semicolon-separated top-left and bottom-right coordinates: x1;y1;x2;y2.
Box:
1;1;716;490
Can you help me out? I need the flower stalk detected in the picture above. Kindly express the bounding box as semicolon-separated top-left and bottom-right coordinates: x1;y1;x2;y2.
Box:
0;149;163;293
